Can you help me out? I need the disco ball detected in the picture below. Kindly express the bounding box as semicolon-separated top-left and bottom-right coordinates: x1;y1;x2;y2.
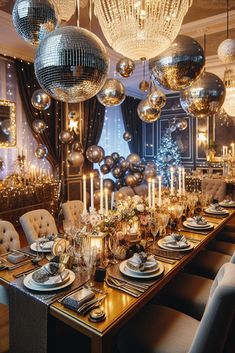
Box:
35;144;48;159
148;90;166;109
12;0;60;46
31;89;51;110
34;26;110;103
176;119;188;131
217;38;235;64
116;57;135;78
180;72;226;119
149;35;205;91
137;99;161;123
96;78;125;107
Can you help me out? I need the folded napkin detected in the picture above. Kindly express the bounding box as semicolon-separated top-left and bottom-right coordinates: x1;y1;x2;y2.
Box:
32;262;66;284
222;199;234;205
127;252;156;272
209;203;224;211
187;216;207;225
163;234;188;248
39;240;54;250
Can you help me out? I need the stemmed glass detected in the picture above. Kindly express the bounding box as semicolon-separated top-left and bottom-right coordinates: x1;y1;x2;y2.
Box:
82;238;97;287
149;213;159;250
158;211;170;237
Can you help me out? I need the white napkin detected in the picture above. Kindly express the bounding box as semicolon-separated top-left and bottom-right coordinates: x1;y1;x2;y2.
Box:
187;216;207;225
127;252;157;272
163;234;188;248
209;203;225;211
222;199;234;205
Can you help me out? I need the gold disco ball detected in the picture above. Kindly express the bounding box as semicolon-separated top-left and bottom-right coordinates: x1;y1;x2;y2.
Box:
96;78;125;107
149;35;205;91
180;71;226;119
34;26;109;103
217;38;235;64
12;0;60;46
137;99;161;123
116;57;135;78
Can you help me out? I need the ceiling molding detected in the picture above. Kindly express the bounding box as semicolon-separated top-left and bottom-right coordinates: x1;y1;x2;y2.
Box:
180;10;235;37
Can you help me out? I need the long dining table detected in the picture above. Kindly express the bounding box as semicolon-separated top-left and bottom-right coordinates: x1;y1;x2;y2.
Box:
1;209;234;353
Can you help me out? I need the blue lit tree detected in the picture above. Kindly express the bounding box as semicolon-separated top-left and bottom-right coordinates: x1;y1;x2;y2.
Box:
155;130;181;186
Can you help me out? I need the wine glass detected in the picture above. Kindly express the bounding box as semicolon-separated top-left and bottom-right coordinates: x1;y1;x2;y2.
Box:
82;239;97;287
149;215;159;250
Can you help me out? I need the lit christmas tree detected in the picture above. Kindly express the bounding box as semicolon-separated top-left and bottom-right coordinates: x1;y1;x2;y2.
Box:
155;130;181;186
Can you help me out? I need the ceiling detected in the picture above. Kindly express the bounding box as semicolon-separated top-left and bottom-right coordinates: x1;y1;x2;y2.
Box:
0;0;235;98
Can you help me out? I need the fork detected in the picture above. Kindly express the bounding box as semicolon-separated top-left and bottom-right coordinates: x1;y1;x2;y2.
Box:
109;277;145;293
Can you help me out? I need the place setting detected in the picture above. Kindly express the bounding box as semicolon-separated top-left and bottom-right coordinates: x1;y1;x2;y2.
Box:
219;199;235;208
183;216;214;233
157;233;194;252
204;204;229;217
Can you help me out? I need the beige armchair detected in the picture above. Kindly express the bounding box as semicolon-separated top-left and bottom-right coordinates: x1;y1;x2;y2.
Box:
62;200;84;225
118;262;235;353
19;209;58;245
0;221;20;252
201;178;226;202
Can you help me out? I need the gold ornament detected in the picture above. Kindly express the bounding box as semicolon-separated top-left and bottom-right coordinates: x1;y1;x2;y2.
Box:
116;57;135;78
139;80;149;92
180;72;226;119
150;35;205;91
97;78;125;107
137;99;161;123
148;90;166;109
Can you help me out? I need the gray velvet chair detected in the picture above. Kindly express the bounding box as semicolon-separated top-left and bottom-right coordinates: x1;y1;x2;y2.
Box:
20;209;58;245
118;262;235;353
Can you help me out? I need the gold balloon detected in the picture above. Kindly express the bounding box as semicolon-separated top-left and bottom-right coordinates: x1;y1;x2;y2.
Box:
180;71;226;119
97;78;125;107
123;131;132;142
32;119;47;134
59;130;74;144
116;57;135;78
126;153;141;165
217;38;235;64
86;145;105;163
137;99;161;123
72;141;84;152
67;151;84;167
124;173;138;187
149;35;205;91
139;80;150;92
148;90;166;109
31;89;51;110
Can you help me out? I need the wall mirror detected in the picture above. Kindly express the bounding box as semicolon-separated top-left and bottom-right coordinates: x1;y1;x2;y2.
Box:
0;99;16;147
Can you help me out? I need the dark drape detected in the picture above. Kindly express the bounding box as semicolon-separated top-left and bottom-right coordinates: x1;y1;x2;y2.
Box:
83;96;105;172
121;96;142;155
15;59;64;168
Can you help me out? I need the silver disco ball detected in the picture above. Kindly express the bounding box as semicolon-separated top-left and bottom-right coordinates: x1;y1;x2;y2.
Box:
180;71;226;119
149;35;205;91
34;26;110;103
96;78;125;107
137;99;161;123
31;89;51;110
12;0;60;46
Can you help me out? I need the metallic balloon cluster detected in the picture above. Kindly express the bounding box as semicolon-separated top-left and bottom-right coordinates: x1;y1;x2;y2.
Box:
137;88;166;123
59;130;84;168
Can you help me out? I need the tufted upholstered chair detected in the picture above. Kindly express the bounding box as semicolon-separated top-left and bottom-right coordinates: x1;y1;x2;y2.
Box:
19;209;58;245
0;221;20;252
201;178;226;202
118;263;235;353
62;200;83;225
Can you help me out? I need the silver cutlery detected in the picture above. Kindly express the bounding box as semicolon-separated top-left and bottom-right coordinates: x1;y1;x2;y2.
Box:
109;277;145;293
108;274;150;290
105;277;141;297
11;249;37;258
153;256;176;265
13;266;40;278
77;295;107;314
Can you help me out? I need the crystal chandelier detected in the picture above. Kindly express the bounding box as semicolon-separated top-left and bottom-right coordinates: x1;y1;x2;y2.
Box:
94;0;193;61
53;0;76;22
223;68;235;117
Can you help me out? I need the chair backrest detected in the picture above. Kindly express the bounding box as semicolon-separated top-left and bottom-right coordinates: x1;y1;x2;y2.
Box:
201;178;226;202
189;262;235;353
0;221;20;251
19;209;58;245
62;200;84;224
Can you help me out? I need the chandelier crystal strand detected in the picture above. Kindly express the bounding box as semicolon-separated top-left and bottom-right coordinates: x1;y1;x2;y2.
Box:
94;0;192;60
53;0;76;22
223;68;235;117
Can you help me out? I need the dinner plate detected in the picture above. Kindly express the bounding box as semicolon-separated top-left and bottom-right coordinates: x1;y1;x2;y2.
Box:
158;238;194;252
31;269;70;288
183;221;214;230
219;201;235;208
184;221;212;229
186;219;210;228
205;208;228;215
120;260;164;279
30;242;53;253
24;270;75;292
126;262;159;275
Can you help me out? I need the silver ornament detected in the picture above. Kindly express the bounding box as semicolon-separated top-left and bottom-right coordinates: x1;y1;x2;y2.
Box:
67;151;84;167
35;144;48;159
137;99;161;123
97;78;125;107
59;130;74;144
12;0;60;46
150;35;205;91
32;119;47;134
180;71;226;119
217;39;235;64
139;80;150;92
148;90;166;109
116;57;135;78
123;131;132;142
34;26;109;103
86;145;105;163
176;119;188;131
31;89;51;110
